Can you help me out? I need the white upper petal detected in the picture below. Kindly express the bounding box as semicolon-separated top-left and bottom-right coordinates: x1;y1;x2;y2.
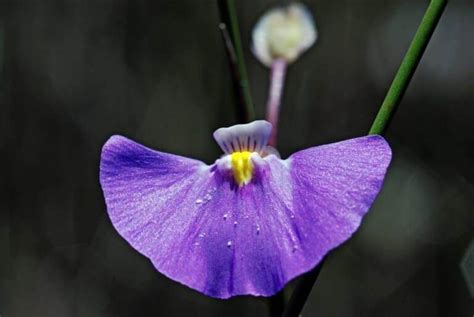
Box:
213;120;272;154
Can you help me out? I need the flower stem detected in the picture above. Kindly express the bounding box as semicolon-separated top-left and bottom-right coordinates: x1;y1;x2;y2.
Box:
266;59;287;147
266;290;286;317
283;1;447;316
217;0;255;123
282;260;324;317
368;0;448;135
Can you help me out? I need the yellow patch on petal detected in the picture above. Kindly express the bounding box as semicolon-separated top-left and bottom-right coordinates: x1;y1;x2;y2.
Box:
231;151;253;186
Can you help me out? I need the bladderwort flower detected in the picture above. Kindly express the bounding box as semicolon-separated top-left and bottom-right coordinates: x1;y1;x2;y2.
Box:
99;120;391;299
252;3;317;145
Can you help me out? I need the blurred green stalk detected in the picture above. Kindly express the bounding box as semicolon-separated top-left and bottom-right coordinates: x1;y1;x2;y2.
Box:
369;0;448;135
218;0;255;122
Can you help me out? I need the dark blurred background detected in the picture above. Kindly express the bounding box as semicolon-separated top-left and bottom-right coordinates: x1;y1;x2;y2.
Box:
1;0;473;316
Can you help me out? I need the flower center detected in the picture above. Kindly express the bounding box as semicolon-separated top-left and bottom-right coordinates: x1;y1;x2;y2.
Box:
231;151;253;186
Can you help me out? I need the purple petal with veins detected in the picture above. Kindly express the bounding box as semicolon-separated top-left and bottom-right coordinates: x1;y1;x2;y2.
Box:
100;123;391;299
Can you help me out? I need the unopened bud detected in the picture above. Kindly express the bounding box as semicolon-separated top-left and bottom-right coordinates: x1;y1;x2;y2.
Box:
252;3;317;66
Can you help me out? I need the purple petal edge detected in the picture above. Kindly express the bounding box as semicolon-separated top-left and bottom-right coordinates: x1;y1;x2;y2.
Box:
287;135;392;272
99;134;391;299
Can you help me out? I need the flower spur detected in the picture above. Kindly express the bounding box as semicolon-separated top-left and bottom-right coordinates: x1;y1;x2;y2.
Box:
99;120;391;299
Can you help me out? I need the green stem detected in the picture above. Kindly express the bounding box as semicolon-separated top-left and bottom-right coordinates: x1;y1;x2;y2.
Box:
266;290;286;317
369;0;447;135
284;1;448;317
282;259;324;317
218;0;255;122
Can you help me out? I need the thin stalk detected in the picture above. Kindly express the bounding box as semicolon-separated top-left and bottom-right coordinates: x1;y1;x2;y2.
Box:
282;260;324;317
219;23;238;67
369;0;448;135
283;1;447;316
219;23;246;122
266;59;287;147
266;290;286;317
217;0;255;122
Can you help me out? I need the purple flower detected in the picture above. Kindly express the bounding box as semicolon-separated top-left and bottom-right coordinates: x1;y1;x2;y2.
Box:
99;120;391;299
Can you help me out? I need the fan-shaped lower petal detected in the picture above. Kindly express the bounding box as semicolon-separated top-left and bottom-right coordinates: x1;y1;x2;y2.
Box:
99;135;391;299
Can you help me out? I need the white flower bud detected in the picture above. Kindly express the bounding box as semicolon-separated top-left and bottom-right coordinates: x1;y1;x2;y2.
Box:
252;3;317;66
